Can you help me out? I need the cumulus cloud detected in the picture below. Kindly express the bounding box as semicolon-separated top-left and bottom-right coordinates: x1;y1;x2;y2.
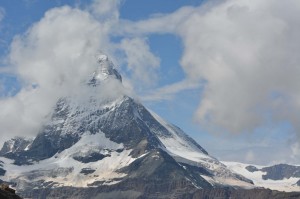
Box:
175;0;300;134
126;0;300;136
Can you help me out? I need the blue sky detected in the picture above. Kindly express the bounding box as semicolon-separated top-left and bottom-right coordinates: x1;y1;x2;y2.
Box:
0;0;300;165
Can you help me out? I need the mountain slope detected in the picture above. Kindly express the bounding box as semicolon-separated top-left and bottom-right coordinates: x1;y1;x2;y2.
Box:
0;54;254;198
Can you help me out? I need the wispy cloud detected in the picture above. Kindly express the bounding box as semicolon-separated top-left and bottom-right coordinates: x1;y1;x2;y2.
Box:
120;37;160;89
141;79;201;101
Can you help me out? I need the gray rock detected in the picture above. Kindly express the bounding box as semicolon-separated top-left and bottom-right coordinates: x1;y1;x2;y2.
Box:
80;168;96;175
0;168;6;176
246;165;259;172
73;152;110;163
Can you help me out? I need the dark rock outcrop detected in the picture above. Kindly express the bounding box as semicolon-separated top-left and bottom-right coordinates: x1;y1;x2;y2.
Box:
0;184;22;199
0;189;22;199
0;168;6;176
73;152;110;163
80;168;96;175
246;165;259;172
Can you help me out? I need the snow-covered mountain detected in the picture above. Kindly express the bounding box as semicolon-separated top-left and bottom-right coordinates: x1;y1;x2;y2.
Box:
0;54;261;198
223;161;300;192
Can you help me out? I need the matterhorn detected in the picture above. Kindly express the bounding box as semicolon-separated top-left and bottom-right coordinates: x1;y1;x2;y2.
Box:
0;55;255;199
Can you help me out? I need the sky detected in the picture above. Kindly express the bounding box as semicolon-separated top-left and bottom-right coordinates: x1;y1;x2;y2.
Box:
0;0;300;165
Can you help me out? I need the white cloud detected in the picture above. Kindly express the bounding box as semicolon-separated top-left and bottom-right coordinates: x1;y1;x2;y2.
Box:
177;0;300;134
291;142;300;160
120;37;160;89
141;79;200;101
118;6;197;36
10;6;107;90
245;150;255;162
89;0;121;21
0;6;110;143
0;1;163;143
128;0;300;136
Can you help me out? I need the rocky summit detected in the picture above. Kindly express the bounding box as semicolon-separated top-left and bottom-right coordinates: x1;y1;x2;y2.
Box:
0;55;299;199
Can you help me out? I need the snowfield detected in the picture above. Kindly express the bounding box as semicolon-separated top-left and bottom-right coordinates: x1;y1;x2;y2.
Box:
0;132;136;189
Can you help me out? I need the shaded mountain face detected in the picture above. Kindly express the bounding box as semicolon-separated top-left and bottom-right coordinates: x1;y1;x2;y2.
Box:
0;137;32;157
0;55;254;198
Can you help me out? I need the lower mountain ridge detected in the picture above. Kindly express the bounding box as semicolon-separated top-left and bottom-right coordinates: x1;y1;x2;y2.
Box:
0;55;299;199
224;161;300;193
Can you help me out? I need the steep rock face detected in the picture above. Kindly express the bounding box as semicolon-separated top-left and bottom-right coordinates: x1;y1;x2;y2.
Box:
0;137;32;156
9;96;166;165
0;161;5;176
0;55;255;198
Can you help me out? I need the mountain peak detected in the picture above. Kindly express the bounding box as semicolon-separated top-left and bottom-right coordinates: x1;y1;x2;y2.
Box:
88;54;122;86
96;54;109;62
